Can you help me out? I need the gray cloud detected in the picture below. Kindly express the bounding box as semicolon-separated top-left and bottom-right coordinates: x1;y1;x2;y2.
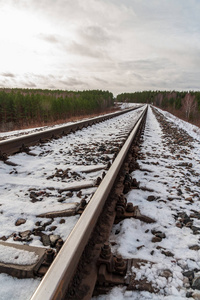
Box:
1;0;200;94
78;25;120;47
67;41;110;59
38;34;59;44
118;58;172;72
1;72;15;78
93;77;108;84
59;77;87;87
22;81;37;88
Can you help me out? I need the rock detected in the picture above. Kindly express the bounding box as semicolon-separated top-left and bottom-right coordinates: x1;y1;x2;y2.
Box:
185;197;193;203
158;199;167;203
77;191;82;198
41;234;50;246
176;222;182;228
192;277;200;290
65;191;73;198
30;191;38;199
19;230;31;239
159;269;173;278
17;230;32;242
177;188;183;195
177;162;192;167
179;212;191;225
151;230;166;239
49;234;60;247
95;177;102;186
147;195;156;202
155;232;166;239
137;245;145;250
189;245;200;251
132;178;139;188
59;219;65;224
191;291;200;299
57;197;66;203
35;221;41;226
192;226;200;235
190;213;200;219
161;250;174;257
15;218;26;226
152;237;162;243
185;222;193;228
183;270;194;281
49;226;57;231
183;276;190;288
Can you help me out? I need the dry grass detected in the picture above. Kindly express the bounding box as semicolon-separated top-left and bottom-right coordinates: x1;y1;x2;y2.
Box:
1;107;119;132
157;107;200;128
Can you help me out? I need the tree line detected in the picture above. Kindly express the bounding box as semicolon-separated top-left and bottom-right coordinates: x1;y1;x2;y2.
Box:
0;89;114;130
116;91;200;125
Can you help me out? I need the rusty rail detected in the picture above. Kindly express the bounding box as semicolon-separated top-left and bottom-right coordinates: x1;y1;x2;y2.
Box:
30;105;148;300
0;106;142;156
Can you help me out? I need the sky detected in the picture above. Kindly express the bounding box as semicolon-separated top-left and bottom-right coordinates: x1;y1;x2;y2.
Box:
0;0;200;96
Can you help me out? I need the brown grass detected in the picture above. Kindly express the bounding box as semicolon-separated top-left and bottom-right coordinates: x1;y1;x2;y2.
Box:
156;107;200;128
1;107;119;132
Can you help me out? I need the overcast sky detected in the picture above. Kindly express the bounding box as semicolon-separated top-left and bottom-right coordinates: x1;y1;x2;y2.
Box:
0;0;200;96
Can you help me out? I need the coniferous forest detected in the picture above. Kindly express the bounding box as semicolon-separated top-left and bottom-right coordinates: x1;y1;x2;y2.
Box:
0;89;113;131
117;90;200;127
1;88;200;131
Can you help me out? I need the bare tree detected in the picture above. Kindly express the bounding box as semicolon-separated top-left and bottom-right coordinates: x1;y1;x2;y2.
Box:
182;93;197;120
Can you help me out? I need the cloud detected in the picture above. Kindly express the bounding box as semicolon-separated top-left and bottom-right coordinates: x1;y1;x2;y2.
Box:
118;58;172;72
78;25;119;46
93;77;108;84
21;81;37;88
1;72;15;78
38;34;59;44
59;77;87;87
0;0;200;94
66;41;110;60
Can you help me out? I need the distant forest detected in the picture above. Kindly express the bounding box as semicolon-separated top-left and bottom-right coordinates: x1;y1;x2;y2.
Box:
1;88;200;131
0;89;114;131
117;91;200;126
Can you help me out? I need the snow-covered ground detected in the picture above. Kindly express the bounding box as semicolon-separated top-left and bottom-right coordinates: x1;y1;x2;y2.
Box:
1;104;200;299
93;106;200;299
0;106;145;300
154;107;200;142
116;102;142;110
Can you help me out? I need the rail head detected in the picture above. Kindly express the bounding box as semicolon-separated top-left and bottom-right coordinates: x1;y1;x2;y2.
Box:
30;105;148;300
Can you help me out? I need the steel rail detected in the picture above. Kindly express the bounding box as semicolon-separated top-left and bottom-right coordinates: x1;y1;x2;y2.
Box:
0;106;142;156
30;105;148;300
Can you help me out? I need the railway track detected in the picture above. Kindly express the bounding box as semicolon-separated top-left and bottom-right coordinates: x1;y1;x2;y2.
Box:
0;105;147;299
1;105;200;299
30;105;148;300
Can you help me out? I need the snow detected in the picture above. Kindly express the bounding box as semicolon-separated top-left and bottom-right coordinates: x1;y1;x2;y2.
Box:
0;106;145;300
116;102;142;110
93;106;200;299
154;107;200;142
0;244;39;265
0;274;40;300
1;104;200;299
